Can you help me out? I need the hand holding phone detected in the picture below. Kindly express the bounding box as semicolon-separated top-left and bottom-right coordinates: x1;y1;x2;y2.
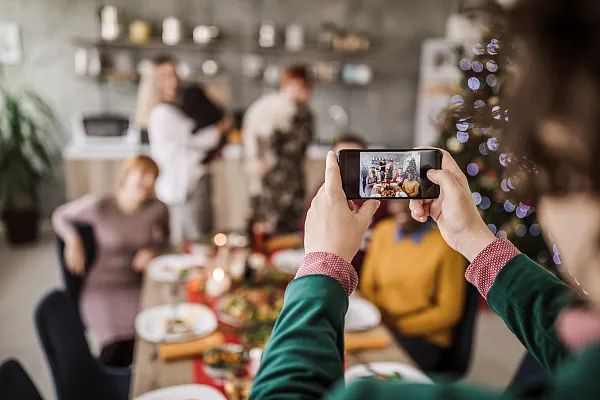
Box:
338;149;442;199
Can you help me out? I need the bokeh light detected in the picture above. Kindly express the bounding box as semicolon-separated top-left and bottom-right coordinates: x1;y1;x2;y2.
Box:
467;77;480;90
456;118;469;131
486;60;498;72
492;105;501;119
538;250;549;264
530;223;541;236
500;179;510;192
499;153;511;166
459;58;472;71
553;253;562;265
472;192;482;205
472;43;485;55
503;200;516;212
472;60;484;72
487;41;499;55
451;94;464;106
496;230;507;238
466;162;479;176
486;74;497;87
480;196;491;210
456;131;469;143
487;224;497;235
515;224;527;237
487;137;499;151
474;99;485;111
213;232;228;247
478;143;489;155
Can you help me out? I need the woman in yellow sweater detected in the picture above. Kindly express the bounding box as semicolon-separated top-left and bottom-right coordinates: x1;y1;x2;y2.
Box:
360;201;465;371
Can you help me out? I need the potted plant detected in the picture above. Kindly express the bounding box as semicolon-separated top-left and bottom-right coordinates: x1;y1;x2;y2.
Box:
0;88;60;244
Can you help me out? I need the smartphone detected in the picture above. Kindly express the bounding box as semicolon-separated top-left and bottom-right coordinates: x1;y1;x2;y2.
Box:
338;149;442;199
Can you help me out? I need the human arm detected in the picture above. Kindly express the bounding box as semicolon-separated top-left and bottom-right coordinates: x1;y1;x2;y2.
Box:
51;194;100;275
409;149;577;373
396;249;465;335
250;152;379;400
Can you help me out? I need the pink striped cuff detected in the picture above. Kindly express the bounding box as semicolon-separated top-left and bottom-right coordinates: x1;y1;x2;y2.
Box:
295;252;358;296
465;238;521;299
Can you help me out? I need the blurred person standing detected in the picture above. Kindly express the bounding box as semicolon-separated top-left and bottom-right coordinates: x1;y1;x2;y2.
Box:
52;155;169;367
360;201;465;371
149;55;230;244
243;65;314;235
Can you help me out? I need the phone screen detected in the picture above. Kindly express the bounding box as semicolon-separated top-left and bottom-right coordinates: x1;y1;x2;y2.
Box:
339;149;441;199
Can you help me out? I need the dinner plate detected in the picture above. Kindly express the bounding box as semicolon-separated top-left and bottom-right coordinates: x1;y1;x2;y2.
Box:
271;249;305;275
345;362;432;384
345;296;381;332
147;254;209;283
135;303;217;343
134;384;227;400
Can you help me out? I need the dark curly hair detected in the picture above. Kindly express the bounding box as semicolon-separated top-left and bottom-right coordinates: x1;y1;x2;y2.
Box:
505;0;600;202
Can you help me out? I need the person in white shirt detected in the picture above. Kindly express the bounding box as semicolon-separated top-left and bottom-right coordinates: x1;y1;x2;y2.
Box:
148;55;229;244
242;65;314;235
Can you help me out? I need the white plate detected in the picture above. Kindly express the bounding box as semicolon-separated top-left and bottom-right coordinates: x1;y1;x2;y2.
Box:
345;362;432;384
135;303;217;343
271;249;305;275
345;296;381;332
135;384;226;400
147;254;208;283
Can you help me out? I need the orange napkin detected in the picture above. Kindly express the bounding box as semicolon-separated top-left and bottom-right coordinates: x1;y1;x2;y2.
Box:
345;328;391;352
158;332;225;361
265;234;303;253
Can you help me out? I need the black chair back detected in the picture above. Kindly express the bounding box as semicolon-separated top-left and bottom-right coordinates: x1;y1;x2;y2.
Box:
35;290;130;400
434;283;480;378
55;224;96;308
507;352;551;392
0;359;44;400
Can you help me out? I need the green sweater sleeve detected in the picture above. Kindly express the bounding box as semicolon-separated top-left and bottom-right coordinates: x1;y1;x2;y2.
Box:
486;254;578;373
250;275;349;400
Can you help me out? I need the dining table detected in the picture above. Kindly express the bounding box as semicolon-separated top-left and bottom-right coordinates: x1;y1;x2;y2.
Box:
130;258;418;399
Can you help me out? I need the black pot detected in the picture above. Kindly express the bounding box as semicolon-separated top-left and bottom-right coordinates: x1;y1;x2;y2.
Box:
1;208;40;244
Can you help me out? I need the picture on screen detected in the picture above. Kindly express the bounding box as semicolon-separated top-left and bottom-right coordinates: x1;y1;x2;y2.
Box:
359;151;421;198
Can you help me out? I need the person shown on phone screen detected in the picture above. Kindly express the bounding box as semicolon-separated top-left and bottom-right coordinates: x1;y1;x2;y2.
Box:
402;170;420;197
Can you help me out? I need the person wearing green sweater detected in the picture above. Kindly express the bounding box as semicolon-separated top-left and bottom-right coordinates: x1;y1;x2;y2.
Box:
251;1;600;398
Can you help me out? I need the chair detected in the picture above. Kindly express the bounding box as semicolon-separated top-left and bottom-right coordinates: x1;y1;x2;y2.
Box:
433;283;480;378
0;359;44;400
35;290;130;400
55;224;96;312
507;352;551;392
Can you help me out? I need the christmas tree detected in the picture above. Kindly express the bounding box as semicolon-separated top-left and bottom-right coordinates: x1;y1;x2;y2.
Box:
436;34;559;267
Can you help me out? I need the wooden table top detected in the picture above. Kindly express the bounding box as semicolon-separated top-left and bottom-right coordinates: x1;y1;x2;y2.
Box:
131;274;416;398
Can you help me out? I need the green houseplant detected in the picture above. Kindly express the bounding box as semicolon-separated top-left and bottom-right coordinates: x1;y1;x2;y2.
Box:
0;87;60;244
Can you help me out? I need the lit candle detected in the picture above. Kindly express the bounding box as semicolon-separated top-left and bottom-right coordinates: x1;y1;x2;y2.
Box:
206;267;231;297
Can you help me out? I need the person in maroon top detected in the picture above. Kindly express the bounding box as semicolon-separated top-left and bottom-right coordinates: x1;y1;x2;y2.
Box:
299;133;388;275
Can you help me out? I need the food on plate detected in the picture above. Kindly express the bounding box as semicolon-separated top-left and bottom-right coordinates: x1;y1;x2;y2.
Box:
219;288;284;327
252;267;293;287
202;345;247;379
359;370;405;381
240;325;272;348
224;377;252;400
164;317;194;336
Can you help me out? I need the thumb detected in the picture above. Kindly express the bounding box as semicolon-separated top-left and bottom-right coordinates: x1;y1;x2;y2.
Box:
356;200;381;226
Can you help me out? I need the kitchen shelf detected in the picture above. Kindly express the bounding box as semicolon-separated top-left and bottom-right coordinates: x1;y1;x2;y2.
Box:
72;37;223;52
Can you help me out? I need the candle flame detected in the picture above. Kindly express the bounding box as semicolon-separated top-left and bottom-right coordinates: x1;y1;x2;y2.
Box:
214;233;227;247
